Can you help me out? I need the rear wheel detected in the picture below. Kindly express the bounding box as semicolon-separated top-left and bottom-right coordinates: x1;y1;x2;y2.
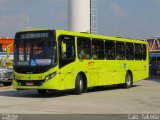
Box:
75;75;84;95
123;72;133;88
37;89;47;95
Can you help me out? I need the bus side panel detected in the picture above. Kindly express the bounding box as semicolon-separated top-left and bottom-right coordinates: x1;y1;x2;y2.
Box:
74;60;92;87
57;62;77;90
99;60;120;85
115;60;126;84
125;61;136;82
133;60;148;82
92;60;110;86
104;60;127;85
98;60;108;86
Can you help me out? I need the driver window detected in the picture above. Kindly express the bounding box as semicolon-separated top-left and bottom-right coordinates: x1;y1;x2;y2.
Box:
58;35;75;68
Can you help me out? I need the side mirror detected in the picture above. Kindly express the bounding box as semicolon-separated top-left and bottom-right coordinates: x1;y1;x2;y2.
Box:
7;47;10;58
6;43;13;59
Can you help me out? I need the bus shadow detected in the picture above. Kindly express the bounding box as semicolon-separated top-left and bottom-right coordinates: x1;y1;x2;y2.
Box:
0;85;140;98
87;84;140;93
0;90;72;98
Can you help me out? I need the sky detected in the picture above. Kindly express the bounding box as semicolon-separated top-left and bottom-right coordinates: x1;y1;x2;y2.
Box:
0;0;160;39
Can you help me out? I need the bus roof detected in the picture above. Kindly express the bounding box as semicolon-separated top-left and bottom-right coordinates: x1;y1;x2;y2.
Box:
56;29;147;44
16;29;147;44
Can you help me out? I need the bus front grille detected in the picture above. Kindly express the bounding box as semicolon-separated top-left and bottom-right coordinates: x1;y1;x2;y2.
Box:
17;80;45;86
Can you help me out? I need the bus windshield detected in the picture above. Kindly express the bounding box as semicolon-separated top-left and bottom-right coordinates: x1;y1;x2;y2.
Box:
13;30;56;73
14;40;56;67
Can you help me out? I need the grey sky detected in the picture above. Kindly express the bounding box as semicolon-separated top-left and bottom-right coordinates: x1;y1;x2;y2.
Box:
0;0;160;39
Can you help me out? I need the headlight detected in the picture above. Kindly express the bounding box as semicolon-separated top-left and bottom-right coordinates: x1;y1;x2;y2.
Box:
0;71;6;77
45;76;50;81
45;72;57;81
0;71;6;74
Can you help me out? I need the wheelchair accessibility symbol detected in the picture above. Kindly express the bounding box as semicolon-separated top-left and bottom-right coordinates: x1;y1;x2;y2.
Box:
30;59;37;66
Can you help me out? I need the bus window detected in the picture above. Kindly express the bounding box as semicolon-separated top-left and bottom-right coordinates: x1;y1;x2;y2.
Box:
77;37;91;59
142;44;147;60
58;35;75;68
116;42;125;60
126;43;134;60
105;40;115;60
135;43;142;60
92;39;104;60
18;43;31;62
19;43;25;61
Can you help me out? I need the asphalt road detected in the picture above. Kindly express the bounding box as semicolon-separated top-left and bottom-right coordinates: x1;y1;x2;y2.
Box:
0;78;160;119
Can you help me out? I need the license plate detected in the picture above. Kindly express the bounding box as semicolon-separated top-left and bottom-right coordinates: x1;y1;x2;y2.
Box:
26;82;34;86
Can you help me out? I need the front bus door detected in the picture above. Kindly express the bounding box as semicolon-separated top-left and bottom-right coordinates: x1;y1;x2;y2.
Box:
58;35;76;90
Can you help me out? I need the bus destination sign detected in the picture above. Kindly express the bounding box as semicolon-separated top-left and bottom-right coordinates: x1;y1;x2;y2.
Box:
20;33;49;39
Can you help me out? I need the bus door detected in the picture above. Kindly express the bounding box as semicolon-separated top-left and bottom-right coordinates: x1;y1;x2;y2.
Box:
58;35;76;89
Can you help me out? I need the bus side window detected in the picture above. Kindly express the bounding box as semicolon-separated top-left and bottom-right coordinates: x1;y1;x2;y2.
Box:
142;44;147;60
77;37;91;59
116;42;125;60
135;43;142;60
126;43;134;60
105;40;115;60
92;39;104;60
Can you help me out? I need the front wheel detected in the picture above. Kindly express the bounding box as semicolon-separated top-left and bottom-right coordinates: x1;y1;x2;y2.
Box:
75;75;84;95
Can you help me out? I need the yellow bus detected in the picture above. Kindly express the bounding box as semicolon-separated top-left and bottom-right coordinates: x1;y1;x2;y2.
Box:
12;29;149;95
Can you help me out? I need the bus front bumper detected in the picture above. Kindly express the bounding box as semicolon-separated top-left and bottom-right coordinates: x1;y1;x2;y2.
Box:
12;78;64;90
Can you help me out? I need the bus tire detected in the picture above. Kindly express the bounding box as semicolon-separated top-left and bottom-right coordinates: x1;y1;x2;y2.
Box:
75;75;84;95
37;89;47;95
123;72;133;88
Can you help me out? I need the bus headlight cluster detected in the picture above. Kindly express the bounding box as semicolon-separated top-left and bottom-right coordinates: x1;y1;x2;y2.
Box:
45;72;57;81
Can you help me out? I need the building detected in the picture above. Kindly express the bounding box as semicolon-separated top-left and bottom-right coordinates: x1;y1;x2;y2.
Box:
147;38;160;76
0;37;14;67
0;36;14;52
